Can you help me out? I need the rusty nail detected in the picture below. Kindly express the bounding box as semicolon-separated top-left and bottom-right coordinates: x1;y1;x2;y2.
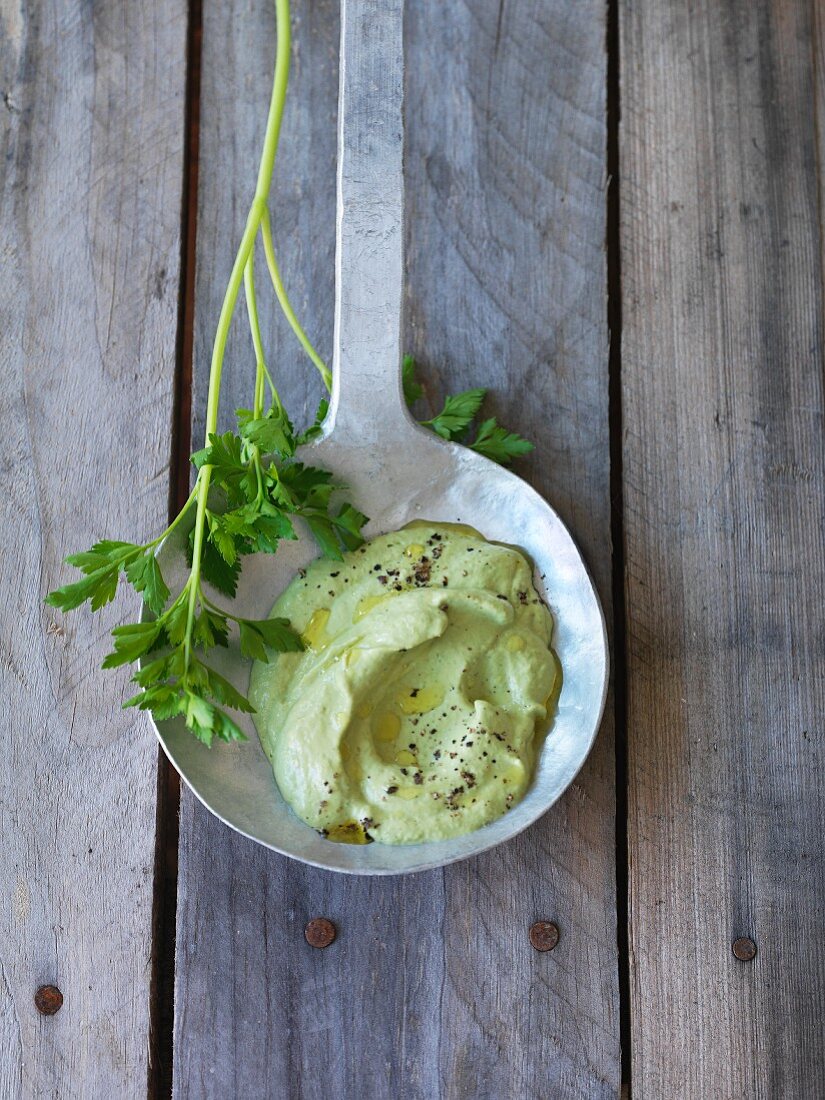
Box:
34;985;63;1015
732;937;756;961
529;921;559;952
305;917;336;949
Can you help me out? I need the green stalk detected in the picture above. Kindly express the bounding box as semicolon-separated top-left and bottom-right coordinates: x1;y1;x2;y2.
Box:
184;0;293;668
243;256;267;419
185;210;258;664
260;208;332;391
146;485;198;549
244;255;268;498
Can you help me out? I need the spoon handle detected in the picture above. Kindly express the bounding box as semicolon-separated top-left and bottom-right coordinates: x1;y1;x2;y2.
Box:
329;0;414;442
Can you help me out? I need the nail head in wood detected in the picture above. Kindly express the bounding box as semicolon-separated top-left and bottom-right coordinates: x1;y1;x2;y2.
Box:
305;917;336;949
529;921;560;952
732;937;756;961
34;985;63;1015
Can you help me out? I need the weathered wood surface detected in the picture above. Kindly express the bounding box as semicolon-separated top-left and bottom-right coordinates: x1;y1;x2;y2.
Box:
175;0;618;1096
621;0;825;1095
0;0;186;1096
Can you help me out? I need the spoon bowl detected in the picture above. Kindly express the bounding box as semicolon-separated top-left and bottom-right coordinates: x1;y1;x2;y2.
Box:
152;423;608;874
148;0;609;874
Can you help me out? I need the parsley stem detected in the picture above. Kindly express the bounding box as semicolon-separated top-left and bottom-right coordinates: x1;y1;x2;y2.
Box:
243;257;270;500
260;360;279;404
255;367;266;422
260;209;332;391
200;592;260;627
255;0;291;204
186;207;258;666
200;593;240;621
148;485;198;548
201;0;292;455
243;255;268;421
184;0;293;669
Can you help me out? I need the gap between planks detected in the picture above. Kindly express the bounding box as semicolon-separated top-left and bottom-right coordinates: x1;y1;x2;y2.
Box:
149;0;204;1096
605;0;631;1092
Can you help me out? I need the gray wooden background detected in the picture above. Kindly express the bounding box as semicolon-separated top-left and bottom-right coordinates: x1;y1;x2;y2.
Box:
1;0;823;1097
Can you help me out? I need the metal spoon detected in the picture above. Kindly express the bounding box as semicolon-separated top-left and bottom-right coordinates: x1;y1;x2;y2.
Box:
151;0;608;875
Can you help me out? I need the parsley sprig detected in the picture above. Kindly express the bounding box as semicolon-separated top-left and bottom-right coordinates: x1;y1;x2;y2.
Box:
404;356;533;465
45;0;533;748
45;394;365;745
45;0;347;748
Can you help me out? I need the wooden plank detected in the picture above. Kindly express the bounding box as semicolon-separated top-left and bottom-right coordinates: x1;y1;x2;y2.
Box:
175;1;618;1095
0;0;187;1095
621;0;825;1094
403;1;619;1095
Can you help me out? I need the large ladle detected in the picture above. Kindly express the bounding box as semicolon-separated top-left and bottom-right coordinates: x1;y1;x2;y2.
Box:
151;0;608;874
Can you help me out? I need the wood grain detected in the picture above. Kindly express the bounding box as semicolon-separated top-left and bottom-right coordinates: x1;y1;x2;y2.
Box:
0;0;186;1096
175;1;618;1096
621;0;825;1094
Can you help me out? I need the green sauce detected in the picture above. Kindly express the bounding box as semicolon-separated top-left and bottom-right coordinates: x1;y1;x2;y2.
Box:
249;523;559;845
